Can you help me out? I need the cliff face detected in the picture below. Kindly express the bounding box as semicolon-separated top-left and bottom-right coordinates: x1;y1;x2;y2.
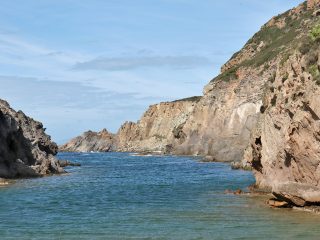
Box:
170;70;264;161
115;1;315;161
243;0;320;206
61;98;198;153
61;1;319;178
59;129;116;152
116;98;199;153
0;99;64;178
171;0;320;164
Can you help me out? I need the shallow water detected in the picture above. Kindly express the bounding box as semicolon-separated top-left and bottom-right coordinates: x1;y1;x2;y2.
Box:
0;153;319;239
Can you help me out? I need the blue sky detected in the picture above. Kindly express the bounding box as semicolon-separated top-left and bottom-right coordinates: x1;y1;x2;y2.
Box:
0;0;302;143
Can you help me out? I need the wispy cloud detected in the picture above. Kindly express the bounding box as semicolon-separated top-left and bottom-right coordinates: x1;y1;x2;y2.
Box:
0;75;163;142
73;55;211;71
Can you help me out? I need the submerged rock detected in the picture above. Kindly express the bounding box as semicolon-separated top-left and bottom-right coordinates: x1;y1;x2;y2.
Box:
0;99;65;178
230;161;252;171
57;160;81;167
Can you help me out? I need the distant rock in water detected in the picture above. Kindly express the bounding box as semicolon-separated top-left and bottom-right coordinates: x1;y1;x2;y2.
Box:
57;160;81;167
59;129;117;152
0;99;65;178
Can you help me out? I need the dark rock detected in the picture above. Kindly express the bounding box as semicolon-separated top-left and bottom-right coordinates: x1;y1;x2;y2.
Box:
0;99;65;178
58;160;81;167
271;183;320;207
224;189;244;195
234;189;243;195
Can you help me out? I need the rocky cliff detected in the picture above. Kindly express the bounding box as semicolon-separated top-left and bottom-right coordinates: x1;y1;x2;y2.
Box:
60;128;116;152
116;97;200;153
242;0;320;206
61;97;199;153
0;99;64;178
61;1;319;179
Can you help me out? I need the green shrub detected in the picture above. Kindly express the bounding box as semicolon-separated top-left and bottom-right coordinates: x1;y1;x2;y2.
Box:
310;24;320;41
309;64;320;85
309;64;320;78
299;38;313;54
211;68;238;83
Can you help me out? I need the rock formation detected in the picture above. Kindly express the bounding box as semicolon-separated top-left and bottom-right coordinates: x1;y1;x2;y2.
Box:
116;97;200;153
61;98;199;153
61;1;320;209
59;128;116;152
242;0;320;206
0;99;65;178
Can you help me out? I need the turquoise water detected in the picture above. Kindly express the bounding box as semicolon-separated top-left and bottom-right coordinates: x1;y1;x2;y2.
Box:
0;153;320;239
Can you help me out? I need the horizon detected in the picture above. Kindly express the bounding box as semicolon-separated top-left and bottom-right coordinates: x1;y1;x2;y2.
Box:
0;0;302;144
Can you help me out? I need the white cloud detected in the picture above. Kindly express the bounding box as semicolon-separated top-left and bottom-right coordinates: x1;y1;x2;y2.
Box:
73;55;212;71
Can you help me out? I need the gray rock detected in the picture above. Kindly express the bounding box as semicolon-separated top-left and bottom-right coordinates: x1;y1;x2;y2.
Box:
0;99;65;178
58;160;81;167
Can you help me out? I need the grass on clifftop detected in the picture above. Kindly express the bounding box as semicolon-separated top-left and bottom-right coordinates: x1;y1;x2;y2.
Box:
214;4;315;83
299;23;320;85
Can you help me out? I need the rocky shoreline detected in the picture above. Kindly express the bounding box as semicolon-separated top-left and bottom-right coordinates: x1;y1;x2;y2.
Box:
59;0;320;209
1;0;320;212
0;99;81;180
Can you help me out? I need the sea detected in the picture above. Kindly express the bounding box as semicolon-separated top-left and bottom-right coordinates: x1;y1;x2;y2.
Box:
0;152;319;240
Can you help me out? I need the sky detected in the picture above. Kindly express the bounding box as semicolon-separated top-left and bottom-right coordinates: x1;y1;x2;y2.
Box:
0;0;302;144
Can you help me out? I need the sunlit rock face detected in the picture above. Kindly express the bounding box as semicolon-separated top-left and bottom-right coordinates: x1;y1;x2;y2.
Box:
116;98;199;153
59;129;117;153
242;1;320;205
60;1;320;206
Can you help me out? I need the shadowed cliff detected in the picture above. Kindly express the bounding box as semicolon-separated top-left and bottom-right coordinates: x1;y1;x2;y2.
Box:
0;99;65;178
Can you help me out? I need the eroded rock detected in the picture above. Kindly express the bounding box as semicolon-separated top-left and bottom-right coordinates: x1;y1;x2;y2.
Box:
60;128;116;152
0;99;64;178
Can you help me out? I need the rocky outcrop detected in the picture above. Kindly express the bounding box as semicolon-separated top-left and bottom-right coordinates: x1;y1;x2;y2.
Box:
59;129;116;152
243;0;320;206
116;98;199;153
245;52;320;206
0;99;64;178
57;160;81;167
307;0;320;9
170;70;264;161
113;2;316;161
